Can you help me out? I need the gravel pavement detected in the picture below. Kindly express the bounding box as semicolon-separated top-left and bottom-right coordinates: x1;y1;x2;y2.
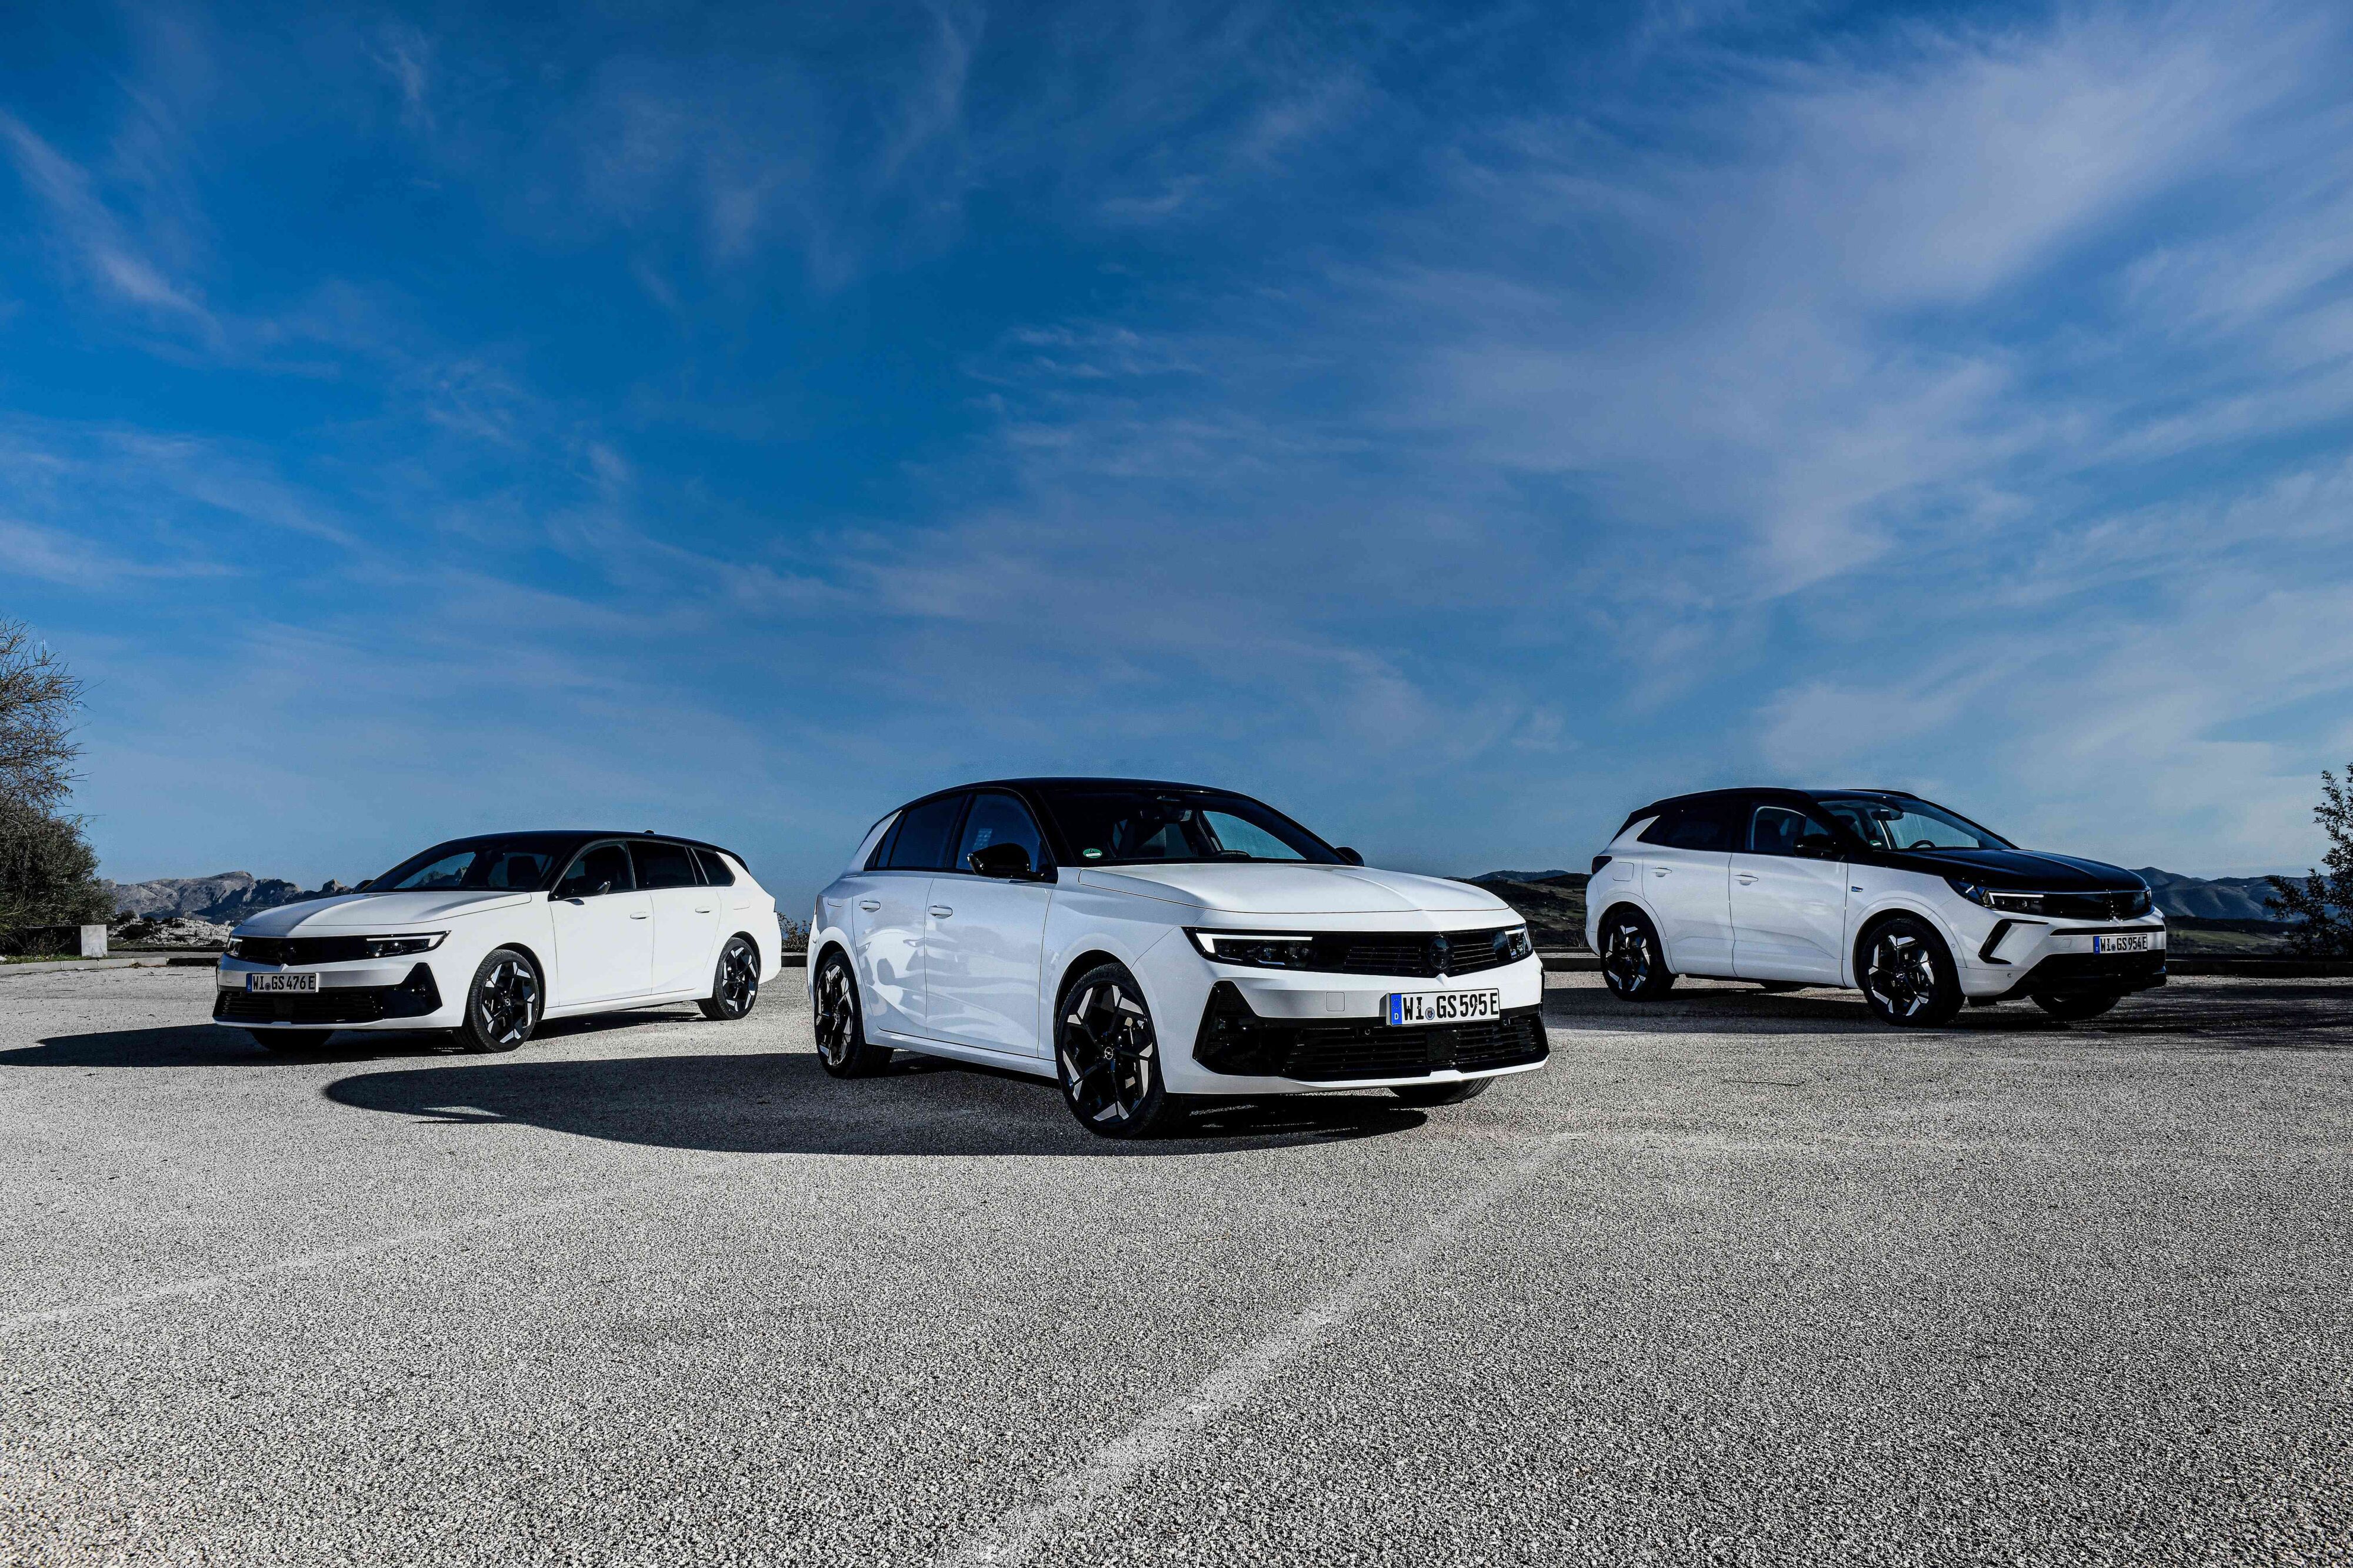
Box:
2;965;2348;1566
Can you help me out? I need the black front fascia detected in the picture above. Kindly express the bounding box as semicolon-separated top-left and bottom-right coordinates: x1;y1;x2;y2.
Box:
1995;950;2167;1001
1192;981;1548;1081
214;963;444;1026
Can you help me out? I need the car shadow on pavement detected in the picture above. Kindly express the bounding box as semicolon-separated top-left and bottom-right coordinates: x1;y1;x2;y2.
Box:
7;1007;721;1070
1545;980;2353;1046
322;1050;1429;1156
1;1022;472;1069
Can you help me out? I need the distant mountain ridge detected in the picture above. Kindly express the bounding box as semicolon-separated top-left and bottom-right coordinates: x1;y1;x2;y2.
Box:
104;872;355;924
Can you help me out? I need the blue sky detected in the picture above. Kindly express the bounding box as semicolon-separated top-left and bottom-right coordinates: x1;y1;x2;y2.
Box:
4;1;2351;908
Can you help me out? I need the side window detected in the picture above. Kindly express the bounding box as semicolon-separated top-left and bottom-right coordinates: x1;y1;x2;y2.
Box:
1638;801;1739;852
693;848;736;887
883;795;966;871
953;792;1047;873
555;842;635;899
1749;805;1839;857
634;840;698;890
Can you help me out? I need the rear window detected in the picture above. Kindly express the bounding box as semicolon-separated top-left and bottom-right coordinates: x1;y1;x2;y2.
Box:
1637;801;1741;852
634;840;698;890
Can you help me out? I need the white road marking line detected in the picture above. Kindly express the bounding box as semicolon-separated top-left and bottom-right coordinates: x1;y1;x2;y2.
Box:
945;1130;1584;1568
0;1163;735;1337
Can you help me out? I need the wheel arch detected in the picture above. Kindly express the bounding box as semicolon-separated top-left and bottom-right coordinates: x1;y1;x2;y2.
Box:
1849;902;1958;990
1052;949;1128;1021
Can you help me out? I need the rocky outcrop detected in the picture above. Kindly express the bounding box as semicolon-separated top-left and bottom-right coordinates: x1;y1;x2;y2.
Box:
103;873;353;924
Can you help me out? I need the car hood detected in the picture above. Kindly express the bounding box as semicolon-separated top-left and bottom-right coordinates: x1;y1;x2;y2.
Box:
1870;848;2146;892
1073;863;1507;915
234;890;534;934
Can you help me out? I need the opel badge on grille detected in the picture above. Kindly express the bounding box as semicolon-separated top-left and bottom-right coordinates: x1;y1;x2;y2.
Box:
1429;933;1451;975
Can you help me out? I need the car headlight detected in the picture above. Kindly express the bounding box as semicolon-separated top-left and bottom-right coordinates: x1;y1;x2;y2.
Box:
364;932;447;958
1185;929;1318;969
1501;925;1534;962
1946;880;2045;915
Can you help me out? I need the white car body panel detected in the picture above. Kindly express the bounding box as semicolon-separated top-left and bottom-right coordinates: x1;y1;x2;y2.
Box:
218;841;782;1035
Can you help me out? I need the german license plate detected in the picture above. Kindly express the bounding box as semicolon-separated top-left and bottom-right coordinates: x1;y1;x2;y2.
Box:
245;972;319;993
1387;989;1501;1026
2093;932;2157;954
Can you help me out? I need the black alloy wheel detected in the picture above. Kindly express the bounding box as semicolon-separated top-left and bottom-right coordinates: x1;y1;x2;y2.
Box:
698;936;762;1021
1390;1077;1492;1107
1056;963;1179;1139
813;951;891;1078
1599;908;1676;1000
456;947;539;1053
254;1029;335;1053
2032;990;2121;1022
1859;917;1963;1027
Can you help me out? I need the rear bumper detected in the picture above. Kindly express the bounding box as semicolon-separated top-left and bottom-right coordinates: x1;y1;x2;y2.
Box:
214;963;446;1027
1191;982;1549;1086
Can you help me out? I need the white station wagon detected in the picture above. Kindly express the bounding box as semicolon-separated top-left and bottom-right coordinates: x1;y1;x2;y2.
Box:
217;831;782;1052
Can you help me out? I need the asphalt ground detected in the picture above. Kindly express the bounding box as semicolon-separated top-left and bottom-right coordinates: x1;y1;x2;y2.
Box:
2;966;2348;1567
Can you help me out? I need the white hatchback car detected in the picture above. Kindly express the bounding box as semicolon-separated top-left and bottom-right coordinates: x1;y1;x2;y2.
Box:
808;779;1548;1137
1585;788;2165;1026
216;832;782;1052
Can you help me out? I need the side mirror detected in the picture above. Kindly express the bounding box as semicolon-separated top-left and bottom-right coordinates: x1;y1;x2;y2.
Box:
1335;846;1365;866
967;842;1036;879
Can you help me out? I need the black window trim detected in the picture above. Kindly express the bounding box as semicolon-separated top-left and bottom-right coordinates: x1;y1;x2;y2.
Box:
628;836;703;892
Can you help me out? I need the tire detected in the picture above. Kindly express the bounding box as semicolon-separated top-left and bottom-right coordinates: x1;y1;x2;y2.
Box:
697;935;762;1021
1391;1077;1492;1107
812;951;892;1078
2032;991;2121;1022
1859;916;1964;1027
1598;907;1676;1000
252;1029;335;1053
1056;962;1181;1139
454;947;540;1053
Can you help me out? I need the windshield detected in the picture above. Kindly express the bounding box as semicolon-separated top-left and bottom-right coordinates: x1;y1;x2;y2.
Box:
1033;787;1343;866
1816;796;2012;854
372;836;574;892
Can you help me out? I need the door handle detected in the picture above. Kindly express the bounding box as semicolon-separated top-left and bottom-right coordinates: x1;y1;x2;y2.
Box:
1652;868;1670;877
1736;873;1758;885
629;911;649;920
859;899;881;912
929;906;953;918
694;905;712;913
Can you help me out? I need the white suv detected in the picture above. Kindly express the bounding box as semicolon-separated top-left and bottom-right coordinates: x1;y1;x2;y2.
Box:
1584;789;2164;1026
808;779;1548;1137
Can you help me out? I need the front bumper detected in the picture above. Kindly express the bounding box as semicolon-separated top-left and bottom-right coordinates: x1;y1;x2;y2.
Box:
1957;919;2168;999
1194;982;1548;1083
214;962;446;1028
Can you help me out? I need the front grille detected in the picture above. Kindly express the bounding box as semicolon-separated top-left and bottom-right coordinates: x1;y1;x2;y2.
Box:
214;964;442;1026
1217;928;1522;979
2041;890;2152;921
1192;982;1548;1081
232;935;375;966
